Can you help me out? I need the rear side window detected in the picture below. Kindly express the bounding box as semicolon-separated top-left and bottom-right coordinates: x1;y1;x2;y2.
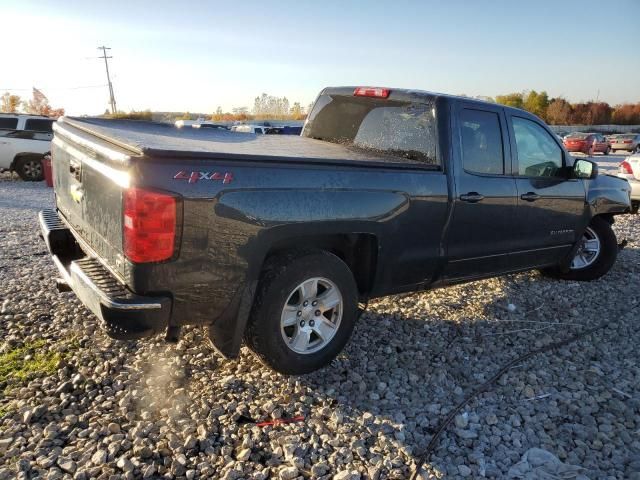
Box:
460;109;504;175
303;94;438;165
24;119;54;132
512;117;563;177
0;118;18;129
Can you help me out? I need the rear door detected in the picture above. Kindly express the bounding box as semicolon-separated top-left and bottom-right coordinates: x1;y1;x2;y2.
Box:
443;102;518;280
506;114;587;268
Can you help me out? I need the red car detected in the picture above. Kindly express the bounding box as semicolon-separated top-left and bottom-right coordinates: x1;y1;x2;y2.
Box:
563;133;610;155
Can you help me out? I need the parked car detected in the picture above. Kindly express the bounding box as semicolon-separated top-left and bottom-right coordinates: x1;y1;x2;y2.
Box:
610;134;640;153
39;86;631;374
232;124;270;134
563;132;610;155
0;113;54;181
618;153;640;213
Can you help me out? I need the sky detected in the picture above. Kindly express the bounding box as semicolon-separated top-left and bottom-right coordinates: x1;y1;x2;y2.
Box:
2;0;639;116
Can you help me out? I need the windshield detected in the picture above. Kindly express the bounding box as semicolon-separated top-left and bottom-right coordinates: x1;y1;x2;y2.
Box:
303;94;438;165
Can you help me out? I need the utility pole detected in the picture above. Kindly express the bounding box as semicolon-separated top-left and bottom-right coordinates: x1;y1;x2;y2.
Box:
98;46;117;114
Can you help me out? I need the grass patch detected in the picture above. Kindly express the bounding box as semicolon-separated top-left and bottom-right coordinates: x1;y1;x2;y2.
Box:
0;340;61;390
0;403;12;418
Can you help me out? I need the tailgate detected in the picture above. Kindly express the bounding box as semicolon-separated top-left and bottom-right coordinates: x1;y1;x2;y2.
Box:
51;121;133;280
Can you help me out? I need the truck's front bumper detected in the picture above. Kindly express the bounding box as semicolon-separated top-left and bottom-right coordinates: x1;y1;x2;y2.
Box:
38;209;172;340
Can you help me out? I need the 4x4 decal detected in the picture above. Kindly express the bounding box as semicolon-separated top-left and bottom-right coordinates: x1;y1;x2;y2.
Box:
174;171;233;184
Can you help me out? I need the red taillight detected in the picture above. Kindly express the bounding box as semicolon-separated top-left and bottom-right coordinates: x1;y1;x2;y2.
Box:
353;87;390;98
623;140;632;144
619;161;633;175
123;188;176;263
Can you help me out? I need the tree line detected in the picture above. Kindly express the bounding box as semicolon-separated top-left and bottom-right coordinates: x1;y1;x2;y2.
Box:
208;94;309;122
0;89;65;117
492;90;640;125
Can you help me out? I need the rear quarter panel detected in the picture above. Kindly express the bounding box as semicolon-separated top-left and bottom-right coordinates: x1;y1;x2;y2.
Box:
132;159;449;354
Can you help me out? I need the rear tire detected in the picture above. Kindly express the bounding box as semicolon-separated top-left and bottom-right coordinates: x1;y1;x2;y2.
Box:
15;156;44;181
541;217;617;281
245;250;358;375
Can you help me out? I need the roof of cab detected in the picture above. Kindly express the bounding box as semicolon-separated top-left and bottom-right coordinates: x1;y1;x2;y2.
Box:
320;86;542;121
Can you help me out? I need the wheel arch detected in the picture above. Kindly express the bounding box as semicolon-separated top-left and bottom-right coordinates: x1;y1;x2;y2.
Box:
264;233;379;299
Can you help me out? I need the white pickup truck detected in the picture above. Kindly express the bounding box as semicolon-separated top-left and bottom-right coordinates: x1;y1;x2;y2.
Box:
0;114;54;181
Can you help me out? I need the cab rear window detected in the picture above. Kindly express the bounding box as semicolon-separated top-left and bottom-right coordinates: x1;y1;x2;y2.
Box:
303;94;438;165
24;119;54;133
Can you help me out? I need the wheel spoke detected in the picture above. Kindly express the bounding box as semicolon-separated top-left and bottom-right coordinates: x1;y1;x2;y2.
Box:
318;287;341;312
282;306;299;327
312;318;336;341
572;255;585;269
299;279;318;300
290;328;310;352
583;239;599;252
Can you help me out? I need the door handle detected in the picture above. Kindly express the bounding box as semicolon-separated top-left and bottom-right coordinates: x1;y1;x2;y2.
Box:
520;192;540;202
459;192;484;203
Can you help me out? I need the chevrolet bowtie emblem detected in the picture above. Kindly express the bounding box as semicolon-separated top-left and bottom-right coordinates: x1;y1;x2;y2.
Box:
70;185;84;203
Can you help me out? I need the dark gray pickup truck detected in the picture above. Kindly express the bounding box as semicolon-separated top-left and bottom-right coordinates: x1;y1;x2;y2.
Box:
39;86;632;374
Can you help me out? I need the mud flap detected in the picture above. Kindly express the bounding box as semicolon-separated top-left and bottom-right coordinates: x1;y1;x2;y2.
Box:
207;281;257;358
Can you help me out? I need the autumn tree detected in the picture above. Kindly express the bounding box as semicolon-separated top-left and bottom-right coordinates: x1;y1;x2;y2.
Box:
546;98;572;125
523;90;549;120
611;104;640;125
587;102;612;125
23;88;64;117
570;103;593;125
253;93;291;119
210;107;224;121
1;92;21;113
290;102;305;120
495;92;524;109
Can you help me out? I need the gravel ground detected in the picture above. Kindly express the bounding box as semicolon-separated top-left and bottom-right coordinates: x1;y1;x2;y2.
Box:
0;173;639;480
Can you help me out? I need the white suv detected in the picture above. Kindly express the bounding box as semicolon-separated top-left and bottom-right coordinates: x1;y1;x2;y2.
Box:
0;114;54;181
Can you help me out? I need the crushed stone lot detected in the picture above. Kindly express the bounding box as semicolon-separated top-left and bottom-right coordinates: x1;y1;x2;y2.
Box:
0;173;639;480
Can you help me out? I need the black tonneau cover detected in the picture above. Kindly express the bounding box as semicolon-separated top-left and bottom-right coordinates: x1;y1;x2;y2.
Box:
58;117;434;169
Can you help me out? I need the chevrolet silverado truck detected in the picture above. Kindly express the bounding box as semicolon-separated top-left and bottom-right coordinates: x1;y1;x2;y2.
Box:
0;113;54;181
39;87;632;374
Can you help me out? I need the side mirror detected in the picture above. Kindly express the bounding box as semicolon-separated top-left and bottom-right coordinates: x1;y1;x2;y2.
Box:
573;158;598;179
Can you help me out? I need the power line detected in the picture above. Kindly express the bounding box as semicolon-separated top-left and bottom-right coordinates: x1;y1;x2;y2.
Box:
0;84;108;92
98;46;117;114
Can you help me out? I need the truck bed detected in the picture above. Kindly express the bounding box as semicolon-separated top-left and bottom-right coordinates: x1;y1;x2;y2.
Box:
58;117;433;168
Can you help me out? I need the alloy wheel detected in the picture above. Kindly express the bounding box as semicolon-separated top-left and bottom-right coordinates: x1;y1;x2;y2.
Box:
570;227;601;270
280;277;343;354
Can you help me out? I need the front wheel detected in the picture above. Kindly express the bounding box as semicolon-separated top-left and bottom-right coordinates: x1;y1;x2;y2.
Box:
245;250;358;375
542;217;617;281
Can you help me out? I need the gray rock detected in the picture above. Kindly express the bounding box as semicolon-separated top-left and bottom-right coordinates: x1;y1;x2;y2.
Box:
107;422;121;434
117;456;134;473
57;457;77;474
333;472;360;480
91;449;108;465
0;438;12;454
458;465;471;477
279;466;299;480
236;448;251;461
